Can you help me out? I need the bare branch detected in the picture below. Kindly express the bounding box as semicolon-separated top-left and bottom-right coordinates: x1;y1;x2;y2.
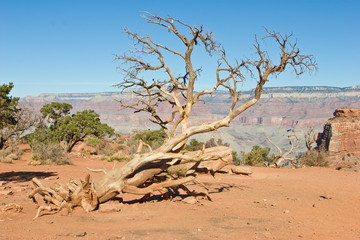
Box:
87;167;107;174
265;130;300;167
30;13;317;218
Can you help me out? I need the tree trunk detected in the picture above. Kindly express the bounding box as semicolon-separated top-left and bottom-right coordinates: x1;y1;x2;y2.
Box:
29;146;233;219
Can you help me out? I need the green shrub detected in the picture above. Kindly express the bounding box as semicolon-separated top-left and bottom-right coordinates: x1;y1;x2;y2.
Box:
85;137;102;147
133;129;166;148
232;151;242;165
184;139;204;151
242;145;275;166
28;142;71;165
205;138;230;148
125;129;167;154
27;103;115;153
298;149;329;167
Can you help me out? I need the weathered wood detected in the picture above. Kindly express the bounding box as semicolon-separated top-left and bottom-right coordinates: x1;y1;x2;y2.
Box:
231;166;253;175
29;146;233;218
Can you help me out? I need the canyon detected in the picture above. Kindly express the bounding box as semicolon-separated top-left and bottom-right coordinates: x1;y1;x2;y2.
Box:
20;85;360;154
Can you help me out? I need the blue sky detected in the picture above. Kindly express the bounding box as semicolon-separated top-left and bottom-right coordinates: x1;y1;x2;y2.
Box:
1;0;359;97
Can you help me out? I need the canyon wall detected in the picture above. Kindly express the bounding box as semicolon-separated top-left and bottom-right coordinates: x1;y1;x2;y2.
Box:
20;86;360;153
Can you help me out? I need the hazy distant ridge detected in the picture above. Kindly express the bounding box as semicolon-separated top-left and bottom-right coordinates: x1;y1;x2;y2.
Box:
22;85;360;102
20;85;360;153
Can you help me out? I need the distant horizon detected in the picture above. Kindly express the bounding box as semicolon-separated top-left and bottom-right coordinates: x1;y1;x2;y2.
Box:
20;84;360;99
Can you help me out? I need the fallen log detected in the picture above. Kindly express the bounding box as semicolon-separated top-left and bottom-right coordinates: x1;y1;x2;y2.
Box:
29;146;233;219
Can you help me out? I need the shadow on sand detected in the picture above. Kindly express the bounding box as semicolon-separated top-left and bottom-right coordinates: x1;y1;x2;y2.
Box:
0;171;57;183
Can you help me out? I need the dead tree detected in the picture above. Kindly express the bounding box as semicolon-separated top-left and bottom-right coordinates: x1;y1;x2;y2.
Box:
265;131;300;167
29;13;317;218
304;126;317;151
0;108;40;149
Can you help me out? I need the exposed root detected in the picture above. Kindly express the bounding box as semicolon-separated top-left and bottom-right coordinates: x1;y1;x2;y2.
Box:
33;205;57;220
29;146;233;218
86;167;107;174
0;203;23;213
86;162;118;175
29;174;98;219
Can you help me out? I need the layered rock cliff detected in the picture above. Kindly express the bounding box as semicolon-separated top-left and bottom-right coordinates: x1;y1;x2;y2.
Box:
20;86;360;153
316;107;360;171
317;107;360;155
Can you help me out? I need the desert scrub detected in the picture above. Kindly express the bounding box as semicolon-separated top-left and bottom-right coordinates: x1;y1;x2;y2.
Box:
95;140;116;156
80;147;91;154
84;137;102;147
125;129;167;154
232;151;242;165
29;142;71;165
298;149;329;167
184;139;204;151
242;145;275;166
0;147;23;163
133;129;166;147
105;152;132;162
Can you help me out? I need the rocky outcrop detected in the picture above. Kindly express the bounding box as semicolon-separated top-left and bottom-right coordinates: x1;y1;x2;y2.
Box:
317;107;360;156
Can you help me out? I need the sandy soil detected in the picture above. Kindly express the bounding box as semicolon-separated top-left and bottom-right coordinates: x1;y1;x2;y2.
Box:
0;145;359;240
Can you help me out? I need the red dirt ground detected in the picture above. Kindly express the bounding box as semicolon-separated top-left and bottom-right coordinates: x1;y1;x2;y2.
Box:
0;145;359;240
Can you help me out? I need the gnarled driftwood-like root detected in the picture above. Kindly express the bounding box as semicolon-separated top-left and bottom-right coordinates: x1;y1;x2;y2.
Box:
29;146;233;219
29;174;98;219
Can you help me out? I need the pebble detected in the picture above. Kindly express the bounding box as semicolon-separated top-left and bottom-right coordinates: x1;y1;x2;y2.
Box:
319;195;332;200
74;232;87;237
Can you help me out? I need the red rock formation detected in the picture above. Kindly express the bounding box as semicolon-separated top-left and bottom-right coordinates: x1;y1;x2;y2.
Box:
317;107;360;156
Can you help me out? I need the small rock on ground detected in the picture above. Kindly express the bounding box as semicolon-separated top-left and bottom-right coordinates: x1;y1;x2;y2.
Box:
74;232;87;237
182;196;198;204
0;190;13;196
231;166;253;175
98;203;122;213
